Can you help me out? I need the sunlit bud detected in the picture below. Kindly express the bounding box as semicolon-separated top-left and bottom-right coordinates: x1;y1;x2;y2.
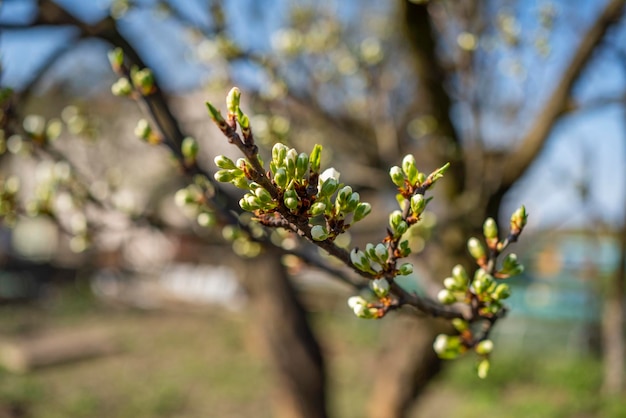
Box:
416;172;426;184
492;283;511;300
237;108;249;129
181;137;199;162
410;194;426;215
353;202;371;222
443;277;463;291
292;152;307;179
230;176;250;189
451;318;469;332
309;144;322;173
274;167;288;189
350;248;368;267
437;289;457;305
309;201;326;217
111;77;132;96
475;340;494;355
401;155;418;184
433;334;462;359
286;148;298;176
311;225;329;241
389;166;405;187
272;143;288;165
503;253;518;270
214;155;237;170
371;278;390;298
214;169;234;183
477;358;490;379
244;193;262;209
483;217;498;240
398;240;411;257
507;263;525;276
467;237;486;260
254;187;273;204
337;186;352;203
365;243;376;259
108;48;124;71
226;87;241;114
132;68;155;95
197;212;215;227
352;303;376;319
452;264;469;285
205;102;226;124
344;192;360;212
374;243;388;263
134;119;152;140
389;210;403;231
284;189;299;211
319;177;339;197
398;263;413;276
472;270;494;294
239;197;254;212
510;205;528;232
347;295;367;309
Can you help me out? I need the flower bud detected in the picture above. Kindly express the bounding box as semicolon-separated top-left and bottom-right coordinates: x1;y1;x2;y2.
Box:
389;166;405;187
353;202;371;222
134;119;152;140
472;270;494;294
274;167;288;189
371;278;390;297
108;48;124;71
350;249;369;269
272;143;288;166
475;339;494;355
398;263;413;276
401;154;418;184
433;334;462;359
214;169;234;183
111;77;132;96
427;162;450;185
437;289;457;304
226;87;241;114
452;264;469;286
443;277;464;292
389;210;403;232
284;189;299;211
343;192;360;213
214;155;237;170
319;177;339;198
374;243;388;263
311;225;328;241
467;237;486;260
451;318;469;332
254;187;273;204
181;137;199;162
132;68;155;95
477;358;490;379
309;144;322;173
492;283;511;300
410;194;426;215
483;217;498;240
347;295;367;309
295;152;309;179
309;201;326;217
286;148;298;176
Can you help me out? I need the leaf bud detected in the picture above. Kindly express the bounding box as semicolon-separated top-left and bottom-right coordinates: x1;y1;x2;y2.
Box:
311;225;329;241
467;237;486;260
309;144;322;173
236;108;249;129
510;205;528;232
483;217;498;240
353;202;371;222
370;278;390;298
492;283;511;300
226;87;241;115
389;166;405;187
205;102;226;124
108;48;124;71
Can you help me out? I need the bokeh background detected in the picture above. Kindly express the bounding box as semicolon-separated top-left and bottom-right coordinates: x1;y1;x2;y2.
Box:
0;0;625;417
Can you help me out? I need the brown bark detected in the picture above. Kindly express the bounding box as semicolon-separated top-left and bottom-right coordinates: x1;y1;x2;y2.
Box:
239;250;328;418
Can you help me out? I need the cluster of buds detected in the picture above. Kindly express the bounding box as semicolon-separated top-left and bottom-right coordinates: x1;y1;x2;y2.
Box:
433;207;528;378
108;48;156;97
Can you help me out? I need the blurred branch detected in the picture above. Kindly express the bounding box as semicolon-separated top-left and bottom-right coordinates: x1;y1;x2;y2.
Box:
499;0;626;190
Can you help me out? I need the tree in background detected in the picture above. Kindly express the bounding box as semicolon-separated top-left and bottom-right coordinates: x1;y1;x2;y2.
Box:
1;0;625;417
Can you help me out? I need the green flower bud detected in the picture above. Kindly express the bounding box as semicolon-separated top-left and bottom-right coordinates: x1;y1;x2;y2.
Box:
348;295;367;310
477;358;490;379
295;152;309;179
371;278;390;298
433;334;462;359
374;243;388;263
108;47;124;71
502;253;518;270
510;205;528;232
197;212;215;227
483;217;498;240
410;194;426;215
402;154;418;184
205;101;225;124
398;240;411;257
343;192;360;213
274;167;288;189
309;144;322;173
365;243;376;259
437;289;457;305
214;169;234;183
319;177;339;198
272;143;288;166
475;339;494;355
337;186;352;203
416;172;426;184
472;270;494;294
226;87;241;114
492;283;511;300
350;249;369;269
398;263;413;276
467;237;486;260
389;166;405;187
284;189;299;211
452;264;469;286
451;318;469;332
111;77;132;96
353;202;371;222
389;210;403;231
309;201;326;217
254;187;273;204
239;197;255;212
243;193;262;210
181;137;199;162
132;68;155;95
444;277;464;292
214;155;237;170
134;119;152;140
311;225;328;241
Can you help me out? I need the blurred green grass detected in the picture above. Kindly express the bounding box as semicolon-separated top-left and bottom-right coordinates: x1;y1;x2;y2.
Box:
0;284;623;418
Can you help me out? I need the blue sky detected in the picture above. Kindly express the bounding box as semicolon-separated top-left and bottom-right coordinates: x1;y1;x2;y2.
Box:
1;0;624;231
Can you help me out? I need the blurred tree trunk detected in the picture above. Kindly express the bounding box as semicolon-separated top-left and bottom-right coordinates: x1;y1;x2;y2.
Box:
240;250;328;418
